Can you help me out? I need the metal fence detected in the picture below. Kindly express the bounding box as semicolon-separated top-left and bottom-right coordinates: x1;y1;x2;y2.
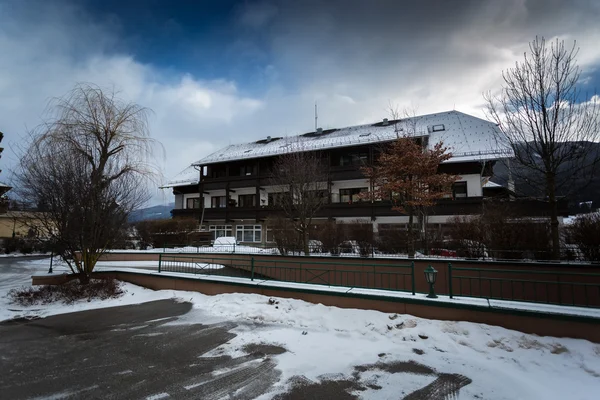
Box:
158;254;415;294
154;243;595;263
157;254;600;308
448;264;600;308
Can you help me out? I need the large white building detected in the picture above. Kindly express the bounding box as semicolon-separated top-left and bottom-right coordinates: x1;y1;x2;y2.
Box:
163;111;513;243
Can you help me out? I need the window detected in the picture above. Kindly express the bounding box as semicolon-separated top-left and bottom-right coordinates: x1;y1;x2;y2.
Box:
339;188;368;203
453;182;468;199
266;227;275;242
209;225;232;240
268;192;289;206
338;152;369;167
236;225;262;242
211;196;227;208
431;124;445;132
186;197;201;209
303;189;329;204
238;194;256;207
240;165;256;176
211;167;226;178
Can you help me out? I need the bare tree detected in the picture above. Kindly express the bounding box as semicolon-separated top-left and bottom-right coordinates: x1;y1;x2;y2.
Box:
15;84;161;282
485;37;600;259
270;146;329;255
363;138;457;258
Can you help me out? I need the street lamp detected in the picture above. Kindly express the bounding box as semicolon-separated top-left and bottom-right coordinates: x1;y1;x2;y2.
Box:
48;250;53;274
424;265;438;298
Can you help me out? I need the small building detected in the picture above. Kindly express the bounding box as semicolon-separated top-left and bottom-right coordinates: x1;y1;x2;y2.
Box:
0;211;41;239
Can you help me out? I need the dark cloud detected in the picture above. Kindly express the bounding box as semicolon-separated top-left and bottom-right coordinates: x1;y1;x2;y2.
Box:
1;0;600;204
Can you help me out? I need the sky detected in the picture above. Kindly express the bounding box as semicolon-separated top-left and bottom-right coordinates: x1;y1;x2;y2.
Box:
1;0;600;206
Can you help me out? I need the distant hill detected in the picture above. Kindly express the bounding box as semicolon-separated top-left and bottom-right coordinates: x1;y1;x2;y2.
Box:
491;142;600;213
129;203;174;222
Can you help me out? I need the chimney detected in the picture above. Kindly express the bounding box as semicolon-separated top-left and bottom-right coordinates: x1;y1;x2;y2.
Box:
316;127;323;134
266;136;272;142
382;118;389;126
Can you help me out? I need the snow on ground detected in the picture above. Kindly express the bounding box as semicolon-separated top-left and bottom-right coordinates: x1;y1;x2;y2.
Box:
0;252;50;258
1;257;599;399
108;245;278;255
0;257;175;322
172;292;600;400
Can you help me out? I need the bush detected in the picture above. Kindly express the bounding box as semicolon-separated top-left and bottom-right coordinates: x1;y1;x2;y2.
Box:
314;220;348;256
135;218;199;248
266;216;301;255
9;279;124;306
447;202;553;260
568;213;600;262
346;220;374;257
2;237;45;255
376;228;408;255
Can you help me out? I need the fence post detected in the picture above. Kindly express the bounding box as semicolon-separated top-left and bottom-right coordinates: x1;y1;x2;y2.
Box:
448;262;453;299
158;253;162;273
411;261;415;295
251;257;255;281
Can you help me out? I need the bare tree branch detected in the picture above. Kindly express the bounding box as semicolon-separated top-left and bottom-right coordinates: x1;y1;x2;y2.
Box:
269;141;329;255
15;83;163;282
485;36;600;259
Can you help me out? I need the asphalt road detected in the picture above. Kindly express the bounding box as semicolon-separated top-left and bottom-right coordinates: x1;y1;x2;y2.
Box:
0;299;282;400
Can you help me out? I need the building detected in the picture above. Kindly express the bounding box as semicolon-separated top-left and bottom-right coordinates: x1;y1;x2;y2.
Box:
0;211;41;239
163;111;515;244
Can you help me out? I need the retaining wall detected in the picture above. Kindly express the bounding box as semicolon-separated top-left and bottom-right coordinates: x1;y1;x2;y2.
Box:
33;270;600;343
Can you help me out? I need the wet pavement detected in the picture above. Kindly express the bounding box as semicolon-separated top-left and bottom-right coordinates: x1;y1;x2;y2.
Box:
0;299;281;399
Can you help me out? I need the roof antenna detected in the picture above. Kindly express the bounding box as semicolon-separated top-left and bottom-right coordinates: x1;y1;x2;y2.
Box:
315;102;318;132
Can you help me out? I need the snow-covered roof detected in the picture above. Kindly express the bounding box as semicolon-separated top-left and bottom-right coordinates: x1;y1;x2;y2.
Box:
160;166;199;189
193;111;512;167
483;181;503;188
165;111;513;187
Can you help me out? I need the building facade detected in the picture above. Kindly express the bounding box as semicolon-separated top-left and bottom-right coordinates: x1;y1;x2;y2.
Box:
163;111;514;244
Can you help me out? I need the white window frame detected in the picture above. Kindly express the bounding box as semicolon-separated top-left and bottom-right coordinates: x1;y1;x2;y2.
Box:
209;225;232;240
236;225;262;243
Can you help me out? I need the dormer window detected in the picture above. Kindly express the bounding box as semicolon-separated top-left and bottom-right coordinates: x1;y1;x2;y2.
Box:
452;182;467;199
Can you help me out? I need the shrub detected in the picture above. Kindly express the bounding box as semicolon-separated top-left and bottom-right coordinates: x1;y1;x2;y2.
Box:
376;228;408;255
346;220;374;257
135;218;199;248
9;279;124;306
314;220;348;256
3;237;37;254
448;202;553;260
266;216;301;255
568;213;600;262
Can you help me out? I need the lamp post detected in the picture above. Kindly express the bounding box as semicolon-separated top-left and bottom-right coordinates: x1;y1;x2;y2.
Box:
424;265;438;298
48;250;53;274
